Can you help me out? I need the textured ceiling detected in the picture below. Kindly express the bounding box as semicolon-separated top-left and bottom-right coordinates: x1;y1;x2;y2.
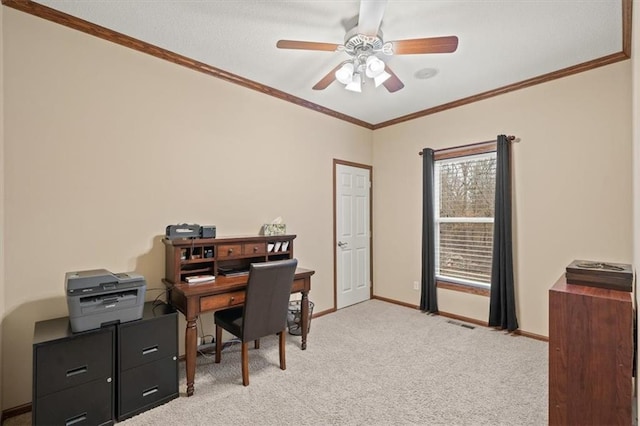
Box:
30;0;626;127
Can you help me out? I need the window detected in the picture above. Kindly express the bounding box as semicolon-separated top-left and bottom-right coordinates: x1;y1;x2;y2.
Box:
434;150;496;288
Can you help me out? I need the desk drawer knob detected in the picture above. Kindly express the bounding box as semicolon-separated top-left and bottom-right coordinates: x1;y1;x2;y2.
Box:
253;246;258;252
228;248;233;254
230;296;235;303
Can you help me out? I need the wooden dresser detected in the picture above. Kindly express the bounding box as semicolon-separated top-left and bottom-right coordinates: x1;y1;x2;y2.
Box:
548;274;634;425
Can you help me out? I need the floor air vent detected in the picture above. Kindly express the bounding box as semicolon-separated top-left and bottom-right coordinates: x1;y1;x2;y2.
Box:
447;320;476;330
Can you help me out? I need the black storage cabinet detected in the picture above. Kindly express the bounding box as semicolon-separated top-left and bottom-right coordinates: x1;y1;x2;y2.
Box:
116;302;178;421
32;302;178;425
32;317;115;426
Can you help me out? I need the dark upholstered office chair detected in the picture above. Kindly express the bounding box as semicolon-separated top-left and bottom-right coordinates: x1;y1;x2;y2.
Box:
214;258;298;386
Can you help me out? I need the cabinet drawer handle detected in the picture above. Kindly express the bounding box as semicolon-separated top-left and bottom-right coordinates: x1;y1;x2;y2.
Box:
142;386;159;397
228;248;233;254
253;246;258;252
65;412;87;426
229;296;235;303
142;345;159;356
66;365;88;377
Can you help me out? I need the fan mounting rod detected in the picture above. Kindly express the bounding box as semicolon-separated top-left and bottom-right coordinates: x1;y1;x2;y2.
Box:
340;27;392;56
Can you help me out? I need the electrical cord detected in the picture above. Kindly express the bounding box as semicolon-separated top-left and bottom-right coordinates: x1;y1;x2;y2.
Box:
197;336;241;358
147;288;166;305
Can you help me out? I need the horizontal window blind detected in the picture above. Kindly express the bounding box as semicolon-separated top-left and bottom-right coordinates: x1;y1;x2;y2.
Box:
435;153;496;286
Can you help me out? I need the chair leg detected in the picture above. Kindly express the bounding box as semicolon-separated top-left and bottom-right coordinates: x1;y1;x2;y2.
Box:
255;339;260;349
279;331;286;370
215;324;222;363
241;342;249;386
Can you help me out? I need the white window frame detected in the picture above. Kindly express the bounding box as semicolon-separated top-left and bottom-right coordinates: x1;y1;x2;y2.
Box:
434;151;496;289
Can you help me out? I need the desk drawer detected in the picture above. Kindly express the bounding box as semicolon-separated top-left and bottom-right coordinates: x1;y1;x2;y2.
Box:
217;244;242;259
200;291;245;311
243;242;266;256
292;278;306;293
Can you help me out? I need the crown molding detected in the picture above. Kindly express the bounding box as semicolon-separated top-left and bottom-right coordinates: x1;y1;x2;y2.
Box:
3;0;631;130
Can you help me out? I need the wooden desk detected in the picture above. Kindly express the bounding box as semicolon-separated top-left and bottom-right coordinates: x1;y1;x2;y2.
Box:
163;267;314;396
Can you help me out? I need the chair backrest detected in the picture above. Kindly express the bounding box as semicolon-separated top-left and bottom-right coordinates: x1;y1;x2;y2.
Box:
241;258;298;342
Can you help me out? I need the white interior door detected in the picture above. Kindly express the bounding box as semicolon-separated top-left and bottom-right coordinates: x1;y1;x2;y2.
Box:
336;163;371;309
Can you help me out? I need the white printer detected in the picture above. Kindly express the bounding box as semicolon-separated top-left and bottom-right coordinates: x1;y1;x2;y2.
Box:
65;269;147;333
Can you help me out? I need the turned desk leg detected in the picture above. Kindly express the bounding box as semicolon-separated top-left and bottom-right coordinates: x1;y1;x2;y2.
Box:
185;317;197;396
301;291;309;350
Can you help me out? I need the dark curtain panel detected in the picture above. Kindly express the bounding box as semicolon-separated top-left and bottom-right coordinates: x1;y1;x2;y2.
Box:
420;148;437;313
488;135;518;331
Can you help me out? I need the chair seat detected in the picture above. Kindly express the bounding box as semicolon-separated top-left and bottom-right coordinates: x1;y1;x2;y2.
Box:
214;306;243;339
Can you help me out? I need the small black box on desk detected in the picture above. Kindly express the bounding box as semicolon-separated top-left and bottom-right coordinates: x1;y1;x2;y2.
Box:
565;259;633;292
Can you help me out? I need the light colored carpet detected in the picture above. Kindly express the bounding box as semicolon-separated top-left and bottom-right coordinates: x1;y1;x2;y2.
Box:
5;299;548;425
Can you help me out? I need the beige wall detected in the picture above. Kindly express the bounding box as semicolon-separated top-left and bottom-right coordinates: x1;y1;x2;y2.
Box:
0;2;635;414
373;60;632;336
0;2;5;408
632;0;639;413
1;9;371;409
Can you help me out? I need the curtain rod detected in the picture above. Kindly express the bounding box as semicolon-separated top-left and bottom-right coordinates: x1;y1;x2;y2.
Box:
418;135;517;156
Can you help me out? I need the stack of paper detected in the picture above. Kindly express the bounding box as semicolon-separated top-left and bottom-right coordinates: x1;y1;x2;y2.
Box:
185;275;215;284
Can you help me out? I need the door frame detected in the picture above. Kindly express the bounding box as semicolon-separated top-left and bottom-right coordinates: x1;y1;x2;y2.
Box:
333;159;374;310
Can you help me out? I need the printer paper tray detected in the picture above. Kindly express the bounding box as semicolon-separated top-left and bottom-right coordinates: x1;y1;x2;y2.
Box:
80;290;139;315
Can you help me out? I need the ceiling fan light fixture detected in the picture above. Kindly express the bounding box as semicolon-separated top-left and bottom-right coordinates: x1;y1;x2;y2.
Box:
365;55;385;78
335;62;355;85
345;73;362;92
278;3;460;95
373;70;391;87
381;42;393;56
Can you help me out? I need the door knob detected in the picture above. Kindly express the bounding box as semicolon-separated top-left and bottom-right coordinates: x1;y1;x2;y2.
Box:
338;241;348;248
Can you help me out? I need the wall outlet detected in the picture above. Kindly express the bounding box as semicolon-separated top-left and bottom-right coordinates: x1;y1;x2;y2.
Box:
413;281;419;290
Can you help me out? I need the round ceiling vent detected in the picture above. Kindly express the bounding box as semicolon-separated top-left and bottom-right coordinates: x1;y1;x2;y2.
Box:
415;68;439;79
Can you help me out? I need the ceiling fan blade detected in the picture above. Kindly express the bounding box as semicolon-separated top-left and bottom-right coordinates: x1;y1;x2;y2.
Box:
312;63;344;90
391;36;459;55
276;40;340;52
382;65;404;93
357;0;388;36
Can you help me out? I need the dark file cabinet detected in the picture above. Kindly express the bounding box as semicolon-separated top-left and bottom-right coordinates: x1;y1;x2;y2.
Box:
32;302;178;425
32;318;115;426
116;302;178;421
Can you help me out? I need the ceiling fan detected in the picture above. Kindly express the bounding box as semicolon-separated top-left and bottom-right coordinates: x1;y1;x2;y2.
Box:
276;0;458;93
